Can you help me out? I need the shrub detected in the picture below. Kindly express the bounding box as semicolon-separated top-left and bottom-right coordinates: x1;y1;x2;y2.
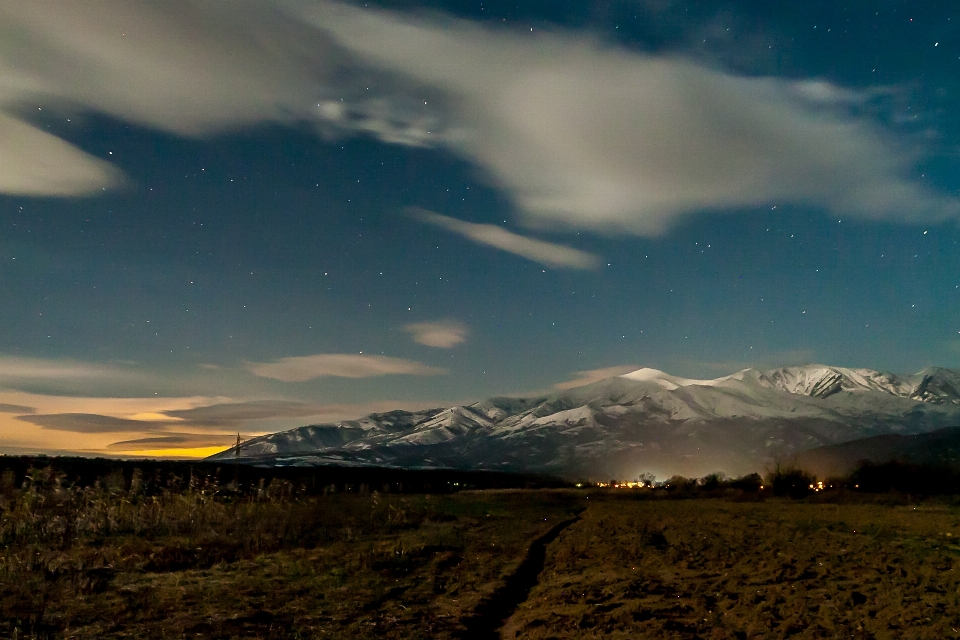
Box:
767;464;815;499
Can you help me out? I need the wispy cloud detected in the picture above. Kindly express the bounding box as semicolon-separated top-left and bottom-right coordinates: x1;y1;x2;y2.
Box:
307;2;960;232
411;209;600;269
0;355;127;381
0;355;174;397
245;353;445;382
403;320;469;348
0;0;329;196
555;365;642;390
676;350;819;377
1;0;956;228
0;113;121;195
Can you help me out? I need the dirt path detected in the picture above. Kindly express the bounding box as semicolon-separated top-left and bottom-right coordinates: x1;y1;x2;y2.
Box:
458;511;584;639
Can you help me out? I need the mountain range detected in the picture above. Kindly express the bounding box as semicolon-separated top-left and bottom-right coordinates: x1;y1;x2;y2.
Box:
209;365;960;480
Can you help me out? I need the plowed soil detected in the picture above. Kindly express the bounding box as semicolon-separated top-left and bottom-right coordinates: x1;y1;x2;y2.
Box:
504;496;960;639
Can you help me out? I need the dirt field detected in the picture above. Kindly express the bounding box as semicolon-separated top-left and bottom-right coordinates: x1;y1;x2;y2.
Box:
505;495;960;639
0;474;579;639
5;466;960;639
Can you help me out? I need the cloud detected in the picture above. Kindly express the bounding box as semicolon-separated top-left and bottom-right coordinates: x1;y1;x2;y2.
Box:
17;413;168;434
306;3;960;232
13;401;321;434
245;353;445;382
0;0;339;196
0;355;128;381
106;433;238;451
411;209;600;269
677;350;819;377
162;400;326;426
555;365;642;390
403;320;469;348
0;113;121;195
0;1;336;133
2;0;956;229
0;403;35;414
0;355;166;397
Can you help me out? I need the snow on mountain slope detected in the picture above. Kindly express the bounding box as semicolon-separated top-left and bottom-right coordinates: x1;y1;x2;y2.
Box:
387;406;495;446
755;365;914;398
618;367;723;389
210;364;960;478
910;368;960;404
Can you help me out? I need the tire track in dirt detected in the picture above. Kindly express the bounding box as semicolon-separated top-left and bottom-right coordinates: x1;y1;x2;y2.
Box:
458;510;584;639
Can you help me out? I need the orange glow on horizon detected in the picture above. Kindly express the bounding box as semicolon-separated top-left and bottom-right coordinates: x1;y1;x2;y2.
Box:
121;446;231;459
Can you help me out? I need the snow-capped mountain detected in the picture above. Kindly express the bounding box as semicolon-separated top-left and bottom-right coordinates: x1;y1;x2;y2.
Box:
209;365;960;479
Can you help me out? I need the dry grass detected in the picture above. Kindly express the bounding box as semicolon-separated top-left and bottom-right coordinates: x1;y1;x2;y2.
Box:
0;465;580;639
7;463;960;639
505;494;960;639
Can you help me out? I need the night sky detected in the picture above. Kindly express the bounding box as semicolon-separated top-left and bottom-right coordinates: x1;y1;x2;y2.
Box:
2;0;959;457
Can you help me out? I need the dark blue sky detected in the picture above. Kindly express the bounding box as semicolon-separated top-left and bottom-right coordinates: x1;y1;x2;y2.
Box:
1;0;958;455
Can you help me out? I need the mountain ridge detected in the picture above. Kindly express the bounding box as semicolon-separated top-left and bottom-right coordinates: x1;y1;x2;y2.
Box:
210;364;960;479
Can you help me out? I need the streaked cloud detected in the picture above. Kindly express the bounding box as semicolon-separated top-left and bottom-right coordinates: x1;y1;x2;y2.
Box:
308;2;960;232
0;2;335;129
0;355;176;397
17;413;168;434
162;400;326;426
106;433;238;451
245;353;445;382
555;365;642;390
412;209;600;269
0;355;127;381
15;401;327;435
0;403;35;414
403;320;469;348
0;0;953;227
0;0;332;196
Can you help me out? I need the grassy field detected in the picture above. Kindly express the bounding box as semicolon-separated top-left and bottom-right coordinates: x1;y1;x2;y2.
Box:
4;461;960;639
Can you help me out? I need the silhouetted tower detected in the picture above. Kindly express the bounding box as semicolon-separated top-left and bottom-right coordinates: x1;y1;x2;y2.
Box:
233;433;243;487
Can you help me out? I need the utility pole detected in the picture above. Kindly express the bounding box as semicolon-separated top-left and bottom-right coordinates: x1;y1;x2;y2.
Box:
233;433;243;489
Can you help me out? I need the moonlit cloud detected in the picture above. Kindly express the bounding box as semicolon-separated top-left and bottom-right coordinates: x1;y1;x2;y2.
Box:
0;0;954;227
0;1;335;133
555;365;643;390
245;353;445;382
403;320;469;348
412;209;600;269
0;113;122;196
306;2;960;232
0;0;337;196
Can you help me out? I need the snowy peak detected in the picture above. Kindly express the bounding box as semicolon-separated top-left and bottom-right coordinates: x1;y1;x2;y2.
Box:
616;363;960;405
757;365;911;399
909;368;960;404
210;362;960;478
618;367;723;390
